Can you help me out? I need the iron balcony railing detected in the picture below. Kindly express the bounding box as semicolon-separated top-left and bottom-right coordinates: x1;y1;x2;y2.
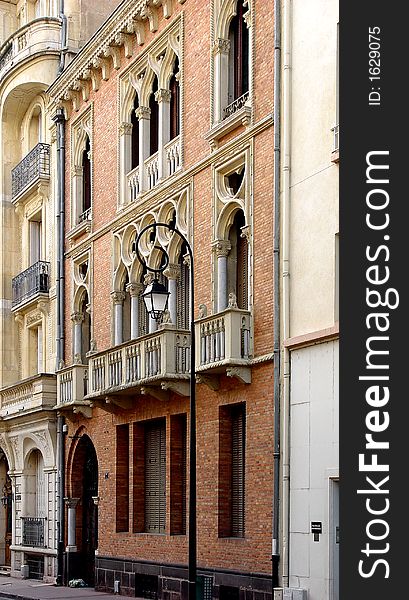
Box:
21;517;46;548
223;91;250;120
332;124;339;152
12;261;50;307
11;143;50;201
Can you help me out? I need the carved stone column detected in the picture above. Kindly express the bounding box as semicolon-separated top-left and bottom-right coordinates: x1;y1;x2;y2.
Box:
163;263;181;325
214;240;231;312
65;497;80;551
136;106;151;191
213;38;231;122
119;121;133;205
155;89;171;179
127;283;144;339
111;291;126;346
71;312;85;360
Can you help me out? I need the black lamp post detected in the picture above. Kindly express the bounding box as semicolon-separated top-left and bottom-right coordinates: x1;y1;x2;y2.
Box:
135;222;196;600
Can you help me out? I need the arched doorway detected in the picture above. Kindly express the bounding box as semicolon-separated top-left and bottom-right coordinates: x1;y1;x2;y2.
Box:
0;452;12;567
70;435;98;585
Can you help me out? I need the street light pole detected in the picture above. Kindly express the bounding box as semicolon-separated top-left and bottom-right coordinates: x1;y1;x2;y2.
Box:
135;222;196;600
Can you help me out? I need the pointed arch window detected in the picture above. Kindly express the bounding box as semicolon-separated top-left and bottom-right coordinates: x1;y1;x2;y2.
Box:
81;137;92;219
227;211;248;310
80;293;91;363
177;246;190;330
131;95;140;171
170;57;180;141
149;77;159;156
228;1;249;105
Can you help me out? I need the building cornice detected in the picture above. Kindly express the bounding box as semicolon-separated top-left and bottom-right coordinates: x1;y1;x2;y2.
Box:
47;0;187;109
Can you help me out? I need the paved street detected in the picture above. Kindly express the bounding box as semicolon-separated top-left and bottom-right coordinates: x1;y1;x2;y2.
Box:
0;577;125;600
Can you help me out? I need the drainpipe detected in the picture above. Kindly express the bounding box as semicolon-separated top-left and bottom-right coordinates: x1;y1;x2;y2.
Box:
281;0;292;589
57;0;67;76
54;107;66;585
272;0;282;590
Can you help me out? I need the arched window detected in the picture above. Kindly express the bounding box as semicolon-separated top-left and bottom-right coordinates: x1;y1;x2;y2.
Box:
28;107;42;150
228;2;249;104
170;58;180;140
81;137;91;219
149;77;159;156
227;211;248;310
25;450;45;518
131;94;139;171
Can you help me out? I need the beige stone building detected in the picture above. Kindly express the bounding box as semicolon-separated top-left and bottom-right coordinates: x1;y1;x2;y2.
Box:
0;0;121;580
279;1;339;599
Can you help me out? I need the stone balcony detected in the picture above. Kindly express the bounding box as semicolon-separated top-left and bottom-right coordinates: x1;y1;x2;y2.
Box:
195;308;252;386
0;374;56;420
0;18;61;81
57;325;191;414
55;364;91;418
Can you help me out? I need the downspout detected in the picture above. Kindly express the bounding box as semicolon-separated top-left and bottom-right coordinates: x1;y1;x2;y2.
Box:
281;0;292;588
53;107;66;585
57;0;67;76
272;0;282;590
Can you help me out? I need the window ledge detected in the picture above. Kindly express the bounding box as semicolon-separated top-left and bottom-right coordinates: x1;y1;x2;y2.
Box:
67;218;92;241
205;105;252;148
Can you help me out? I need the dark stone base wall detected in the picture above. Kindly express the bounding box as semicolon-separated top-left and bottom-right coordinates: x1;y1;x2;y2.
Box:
95;556;272;600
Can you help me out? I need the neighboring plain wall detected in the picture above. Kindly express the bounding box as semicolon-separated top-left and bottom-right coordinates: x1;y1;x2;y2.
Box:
289;341;339;599
65;0;123;50
289;0;339;337
0;1;17;45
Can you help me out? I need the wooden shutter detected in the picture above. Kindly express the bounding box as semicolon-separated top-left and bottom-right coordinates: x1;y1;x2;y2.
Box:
231;404;245;537
236;229;248;310
131;97;140;170
177;259;189;330
116;424;130;532
145;419;166;533
82;138;91;212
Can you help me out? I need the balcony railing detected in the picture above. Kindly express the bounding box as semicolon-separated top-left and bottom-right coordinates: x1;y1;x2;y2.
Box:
0;373;56;418
223;91;250;120
11;143;50;201
145;152;159;190
128;165;140;201
87;326;191;398
57;364;88;405
196;308;251;369
78;206;92;223
12;261;50;308
21;517;46;548
0;18;61;80
165;135;181;177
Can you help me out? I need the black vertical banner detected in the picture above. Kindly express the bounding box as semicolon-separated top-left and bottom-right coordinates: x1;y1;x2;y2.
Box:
341;3;407;599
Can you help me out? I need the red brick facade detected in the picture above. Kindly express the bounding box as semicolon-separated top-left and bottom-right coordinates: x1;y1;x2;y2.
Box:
52;1;275;598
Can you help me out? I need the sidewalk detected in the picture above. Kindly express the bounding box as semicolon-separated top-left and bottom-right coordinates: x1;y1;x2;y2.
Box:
0;577;122;600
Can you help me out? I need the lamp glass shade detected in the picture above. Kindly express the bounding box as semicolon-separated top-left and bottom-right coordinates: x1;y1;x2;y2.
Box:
142;279;170;321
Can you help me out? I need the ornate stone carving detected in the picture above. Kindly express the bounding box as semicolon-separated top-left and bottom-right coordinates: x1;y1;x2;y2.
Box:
71;311;85;325
126;283;144;297
111;290;126;305
198;304;208;319
155;89;172;104
213;38;231;55
213;239;232;258
163;264;180;280
161;309;172;324
119;122;133;136
135;106;151;120
228;292;238;308
74;353;82;365
240;225;251;241
26;312;43;326
33;432;51;461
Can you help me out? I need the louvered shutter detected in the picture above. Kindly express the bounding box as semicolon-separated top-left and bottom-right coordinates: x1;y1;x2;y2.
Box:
236;232;248;310
145;420;166;533
177;260;189;330
231;405;245;537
